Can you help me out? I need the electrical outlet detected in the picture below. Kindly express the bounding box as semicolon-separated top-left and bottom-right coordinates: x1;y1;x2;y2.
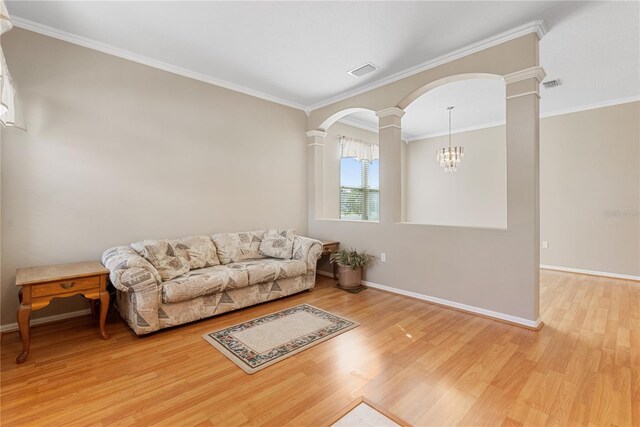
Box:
542;241;549;249
380;253;386;262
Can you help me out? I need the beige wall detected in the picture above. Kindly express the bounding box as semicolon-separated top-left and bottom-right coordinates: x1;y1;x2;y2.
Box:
308;34;542;324
540;102;639;276
322;121;379;219
0;29;308;326
405;126;507;228
402;101;639;276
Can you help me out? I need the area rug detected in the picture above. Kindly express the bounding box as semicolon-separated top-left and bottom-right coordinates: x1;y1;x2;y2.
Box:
329;397;409;427
202;304;359;374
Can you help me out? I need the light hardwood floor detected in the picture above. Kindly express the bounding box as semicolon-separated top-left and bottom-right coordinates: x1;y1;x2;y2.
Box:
1;270;638;426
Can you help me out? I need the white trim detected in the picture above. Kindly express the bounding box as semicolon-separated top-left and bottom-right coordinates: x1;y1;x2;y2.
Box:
378;124;402;130
502;66;546;84
16;15;632;124
406;119;506;142
0;309;92;333
362;280;542;328
338;117;380;134
306;130;327;138
540;265;640;282
307;142;324;147
315;218;380;223
506;90;540;100
399;97;640;142
12;17;307;111
541;95;640;118
376;107;406;118
306;20;546;112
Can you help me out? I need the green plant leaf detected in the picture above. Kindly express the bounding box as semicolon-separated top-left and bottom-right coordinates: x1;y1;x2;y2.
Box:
329;248;375;269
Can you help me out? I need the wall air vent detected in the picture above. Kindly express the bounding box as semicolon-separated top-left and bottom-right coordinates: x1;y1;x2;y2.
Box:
348;62;378;78
543;79;561;89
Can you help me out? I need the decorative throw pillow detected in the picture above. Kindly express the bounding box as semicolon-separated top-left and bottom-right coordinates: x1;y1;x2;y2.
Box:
130;239;190;281
171;236;220;270
211;230;266;264
259;229;295;259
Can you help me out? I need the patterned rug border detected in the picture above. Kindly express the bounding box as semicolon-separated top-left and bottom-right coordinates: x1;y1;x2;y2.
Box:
202;304;359;374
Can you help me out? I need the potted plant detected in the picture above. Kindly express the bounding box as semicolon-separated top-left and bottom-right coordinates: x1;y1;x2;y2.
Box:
329;248;375;291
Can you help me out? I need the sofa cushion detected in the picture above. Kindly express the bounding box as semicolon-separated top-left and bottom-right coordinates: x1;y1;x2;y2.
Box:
130;240;190;281
227;259;307;285
259;229;295;259
211;230;266;264
171;235;220;270
162;265;250;304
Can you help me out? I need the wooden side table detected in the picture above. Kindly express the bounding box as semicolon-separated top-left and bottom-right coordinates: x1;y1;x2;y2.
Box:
15;261;110;364
320;240;340;279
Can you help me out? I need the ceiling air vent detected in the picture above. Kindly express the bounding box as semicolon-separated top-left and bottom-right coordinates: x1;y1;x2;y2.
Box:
348;62;378;78
543;79;561;89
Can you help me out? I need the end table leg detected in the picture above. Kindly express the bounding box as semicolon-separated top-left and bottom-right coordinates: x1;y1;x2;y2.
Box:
90;299;98;319
16;304;31;364
99;291;110;340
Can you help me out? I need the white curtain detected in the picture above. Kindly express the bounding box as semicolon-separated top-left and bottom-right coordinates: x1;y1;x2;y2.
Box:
340;136;379;163
0;0;26;130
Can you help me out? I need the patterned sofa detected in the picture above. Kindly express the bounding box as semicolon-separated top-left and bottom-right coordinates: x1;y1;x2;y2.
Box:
101;229;323;335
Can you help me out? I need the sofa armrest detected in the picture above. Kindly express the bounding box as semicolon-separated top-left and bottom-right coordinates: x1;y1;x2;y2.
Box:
101;246;161;293
292;236;323;272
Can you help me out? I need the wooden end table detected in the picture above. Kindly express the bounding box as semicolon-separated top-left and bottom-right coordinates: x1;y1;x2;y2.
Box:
320;240;340;279
15;260;110;364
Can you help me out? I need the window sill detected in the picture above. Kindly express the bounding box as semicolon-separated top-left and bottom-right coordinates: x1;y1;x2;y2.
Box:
394;221;508;231
315;218;380;224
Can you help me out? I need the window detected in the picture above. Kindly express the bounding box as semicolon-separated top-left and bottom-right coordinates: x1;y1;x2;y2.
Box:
340;157;379;221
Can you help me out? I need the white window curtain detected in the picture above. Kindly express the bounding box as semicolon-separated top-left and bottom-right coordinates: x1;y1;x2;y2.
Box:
0;0;26;130
339;136;379;163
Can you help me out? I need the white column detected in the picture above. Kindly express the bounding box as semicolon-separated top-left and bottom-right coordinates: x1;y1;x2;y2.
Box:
504;66;545;320
376;107;405;223
306;129;327;221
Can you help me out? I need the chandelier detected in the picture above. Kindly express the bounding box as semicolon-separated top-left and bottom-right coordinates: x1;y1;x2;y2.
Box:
436;106;464;172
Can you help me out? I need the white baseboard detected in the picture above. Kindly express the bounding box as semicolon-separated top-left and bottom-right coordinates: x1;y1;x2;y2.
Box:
319;269;540;328
540;265;640;282
0;309;92;333
362;280;542;329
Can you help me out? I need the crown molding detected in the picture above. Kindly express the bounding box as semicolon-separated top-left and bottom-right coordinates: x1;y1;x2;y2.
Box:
338;117;379;134
305;20;547;113
540;95;639;118
11;16;307;111
305;130;327;138
503;66;547;84
406;119;507;142
376;107;406;118
404;95;639;141
13;15;546;114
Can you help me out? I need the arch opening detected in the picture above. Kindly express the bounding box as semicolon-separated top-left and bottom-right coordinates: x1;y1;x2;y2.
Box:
318;107;377;132
319;108;380;222
402;76;507;229
398;73;503;110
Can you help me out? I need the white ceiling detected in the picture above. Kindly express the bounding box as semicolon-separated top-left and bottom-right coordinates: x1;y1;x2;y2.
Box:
6;1;640;131
344;0;640;138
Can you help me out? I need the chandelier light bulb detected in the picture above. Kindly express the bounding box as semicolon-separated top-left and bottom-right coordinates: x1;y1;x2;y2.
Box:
436;106;464;172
